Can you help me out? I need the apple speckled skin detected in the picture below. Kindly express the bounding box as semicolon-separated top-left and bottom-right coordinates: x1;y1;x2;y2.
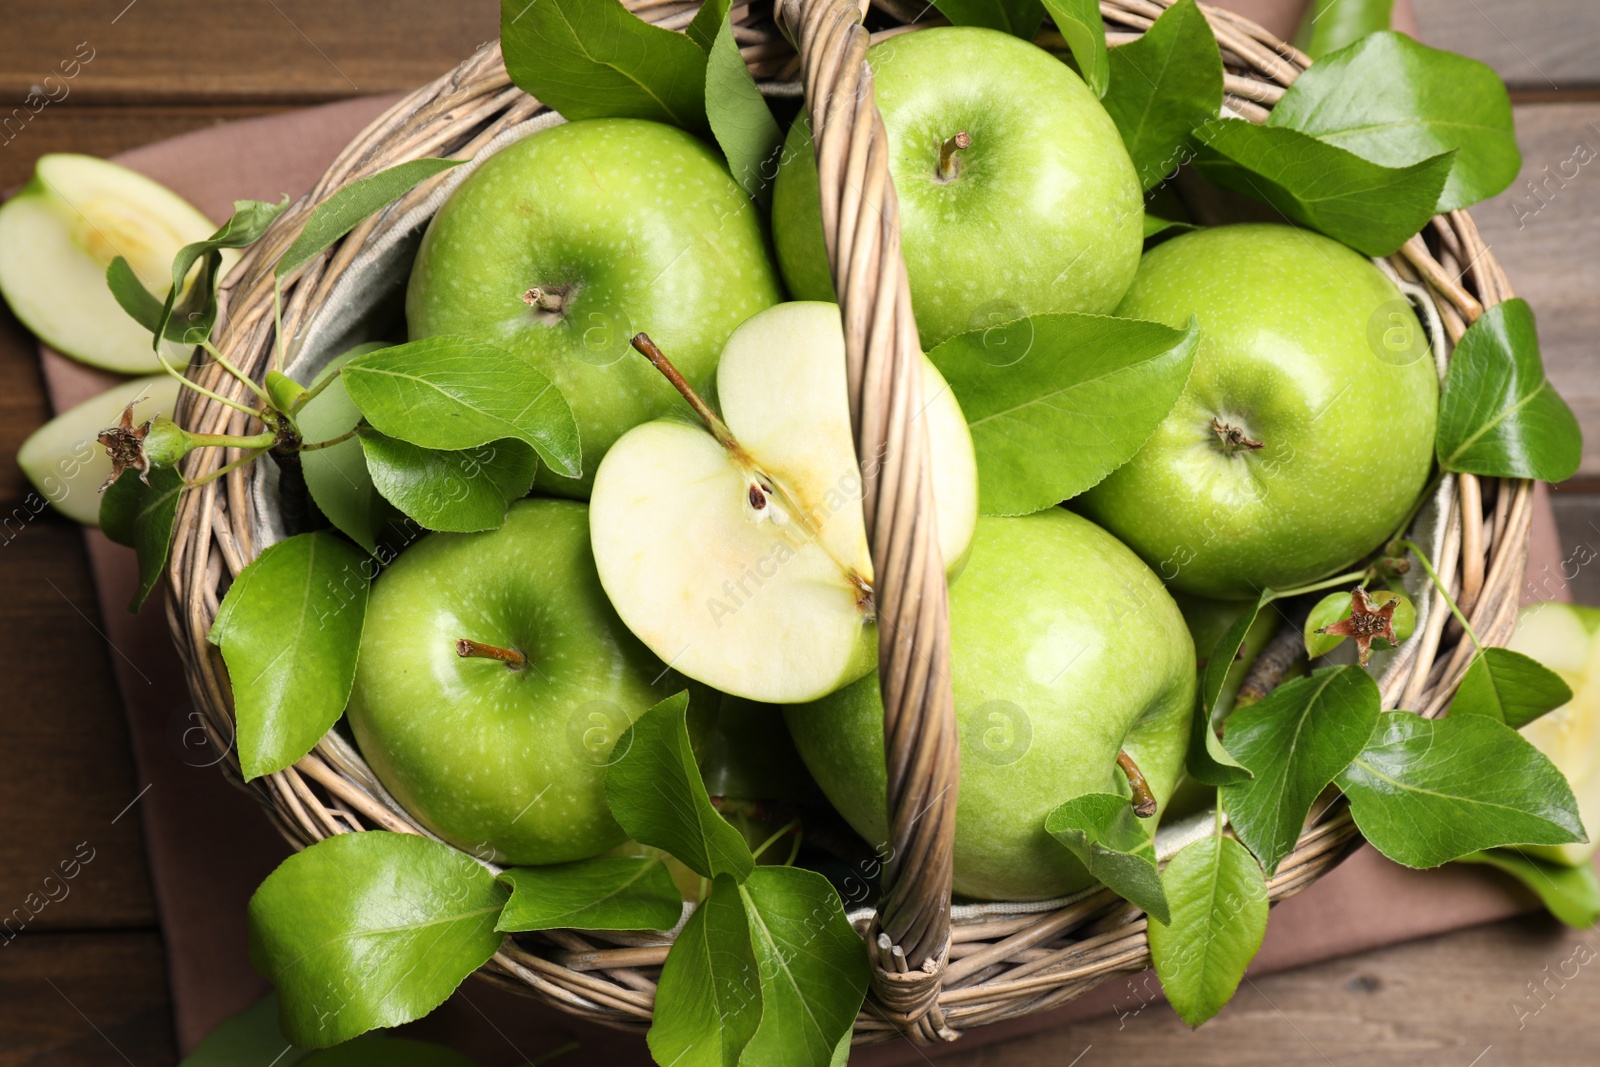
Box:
770;26;1143;349
787;510;1195;901
406;118;782;497
1078;224;1439;600
347;500;673;866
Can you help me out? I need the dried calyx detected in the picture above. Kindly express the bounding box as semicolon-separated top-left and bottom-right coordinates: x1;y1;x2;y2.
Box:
1211;416;1263;455
1315;586;1397;666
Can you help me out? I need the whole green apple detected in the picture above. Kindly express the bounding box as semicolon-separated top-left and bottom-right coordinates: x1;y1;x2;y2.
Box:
786;510;1195;901
1078;224;1439;600
770;26;1143;349
347;499;677;865
407;118;782;496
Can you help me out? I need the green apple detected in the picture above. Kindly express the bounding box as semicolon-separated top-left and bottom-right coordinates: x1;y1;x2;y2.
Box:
346;499;679;865
0;154;224;373
770;26;1142;349
1078;224;1439;599
787;509;1195;901
589;301;977;705
406;118;782;497
1507;602;1600;867
17;374;180;525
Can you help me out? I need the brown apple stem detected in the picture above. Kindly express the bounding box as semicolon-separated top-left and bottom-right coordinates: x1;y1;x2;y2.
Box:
1116;750;1159;818
1212;417;1264;455
455;638;528;671
937;130;971;181
631;333;745;456
522;286;566;313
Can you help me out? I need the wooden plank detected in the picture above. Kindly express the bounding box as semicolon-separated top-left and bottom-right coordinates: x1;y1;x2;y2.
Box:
1413;0;1600;92
0;520;157;931
0;931;177;1066
0;0;499;107
1548;489;1600;606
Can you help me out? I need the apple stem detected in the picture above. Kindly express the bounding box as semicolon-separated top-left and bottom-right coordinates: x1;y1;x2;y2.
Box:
630;333;745;456
1116;750;1159;818
455;638;528;671
522;286;567;314
1211;417;1264;455
937;130;971;181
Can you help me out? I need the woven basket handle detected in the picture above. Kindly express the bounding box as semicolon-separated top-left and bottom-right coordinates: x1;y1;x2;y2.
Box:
777;0;960;1040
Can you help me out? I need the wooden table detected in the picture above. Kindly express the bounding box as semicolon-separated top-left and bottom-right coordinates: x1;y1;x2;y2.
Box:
1;2;1596;1063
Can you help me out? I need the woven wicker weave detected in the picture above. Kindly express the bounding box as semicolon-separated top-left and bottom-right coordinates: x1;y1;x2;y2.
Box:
167;0;1533;1046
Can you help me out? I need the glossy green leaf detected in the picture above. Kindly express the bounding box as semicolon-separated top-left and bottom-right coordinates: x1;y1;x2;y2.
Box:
358;430;535;534
704;5;782;205
1189;592;1270;787
159;197;289;345
277;159;465;280
1148;834;1268;1028
1045;792;1170;923
248;831;509;1048
179;993;310;1067
1194;120;1452;256
605;692;754;882
932;0;1044;39
341;336;581;478
1041;0;1109;96
1143;215;1196;239
105;256;165;334
1221;666;1382;875
738;866;870;1065
208;532;369;780
298;345;392;553
500;0;708;131
99;464;184;612
1435;298;1582;482
496;857;682;932
1337;711;1587;867
1457;848;1600;929
1103;0;1222;190
648;874;761;1067
927;313;1197;516
1271;31;1517;212
1453;647;1573;729
1295;0;1392;60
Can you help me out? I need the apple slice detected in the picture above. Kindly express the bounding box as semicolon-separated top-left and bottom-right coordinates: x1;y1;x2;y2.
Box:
17;374;181;525
590;301;977;704
1508;602;1600;866
0;154;223;373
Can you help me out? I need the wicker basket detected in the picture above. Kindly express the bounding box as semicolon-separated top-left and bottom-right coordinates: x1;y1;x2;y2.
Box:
168;0;1534;1047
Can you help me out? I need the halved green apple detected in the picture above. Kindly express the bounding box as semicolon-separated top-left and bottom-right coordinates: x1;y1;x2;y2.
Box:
17;374;181;524
590;301;978;704
1508;602;1600;866
0;154;223;372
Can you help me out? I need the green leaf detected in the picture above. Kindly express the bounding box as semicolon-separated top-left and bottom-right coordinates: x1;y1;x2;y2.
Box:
341;336;581;479
106;256;166;335
158;197;289;346
276;159;465;280
927;313;1198;516
1337;711;1587;867
500;0;708;131
180;993;478;1066
1148;834;1268;1028
496;857;682;932
298;345;393;553
1045;792;1170;923
1272;31;1516;214
1194;120;1452;256
737;866;870;1066
932;0;1045;39
704;8;782;205
1221;666;1382;875
358;430;535;533
685;0;726;52
248;831;509;1048
648;874;761;1067
99;464;184;612
1453;647;1573;730
1296;0;1392;60
1189;592;1270;787
1103;0;1222;190
1435;298;1582;482
1143;215;1196;240
300;1038;477;1067
1457;849;1600;929
208;532;369;781
1041;0;1109;96
605;692;754;882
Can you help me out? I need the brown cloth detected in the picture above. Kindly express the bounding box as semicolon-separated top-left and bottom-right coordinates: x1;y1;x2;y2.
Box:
34;6;1589;1064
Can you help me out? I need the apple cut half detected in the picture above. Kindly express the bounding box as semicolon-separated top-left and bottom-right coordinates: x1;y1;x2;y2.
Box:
18;374;181;525
590;301;978;704
0;154;223;373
